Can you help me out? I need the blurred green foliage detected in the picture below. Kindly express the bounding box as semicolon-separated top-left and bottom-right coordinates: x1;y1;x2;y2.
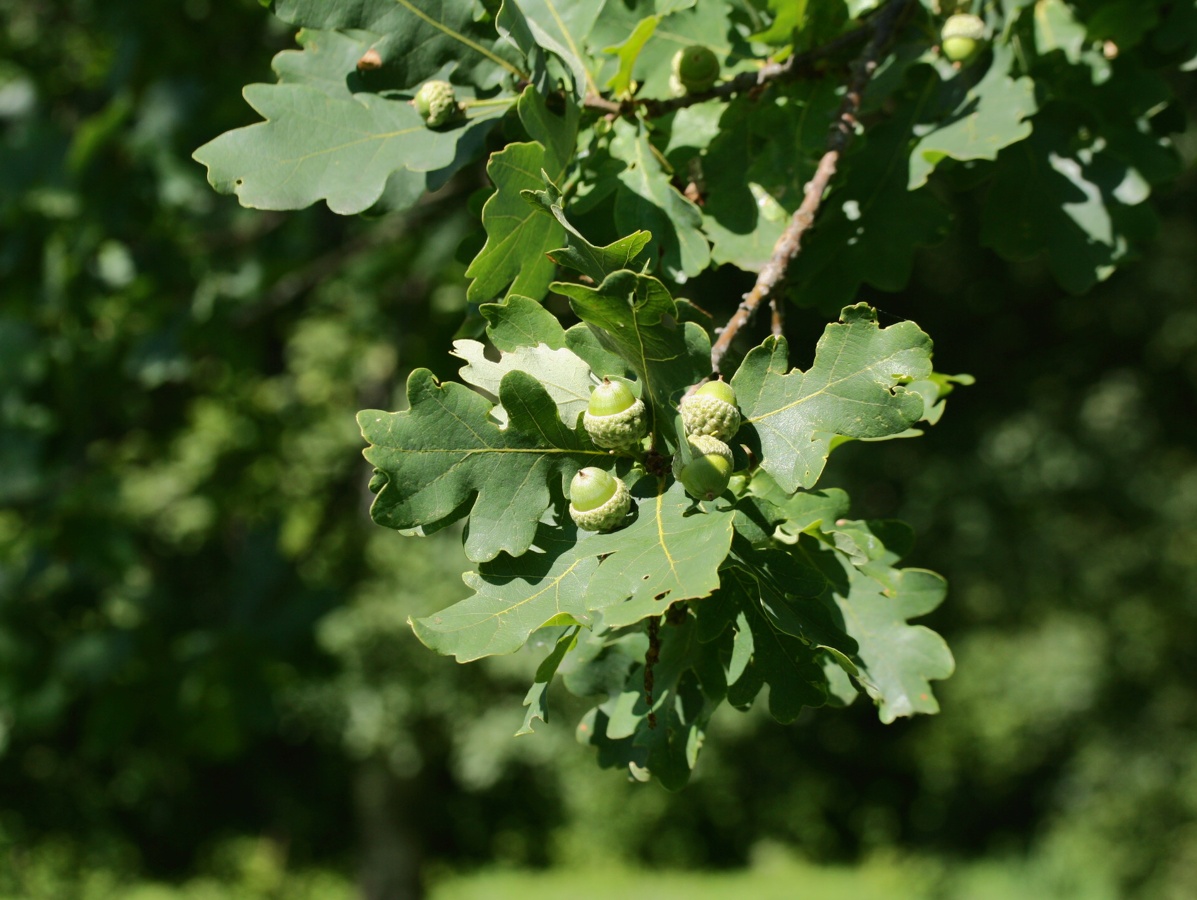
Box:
3;0;1197;898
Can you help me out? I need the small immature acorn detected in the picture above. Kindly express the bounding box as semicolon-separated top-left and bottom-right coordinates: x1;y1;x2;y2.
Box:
569;467;631;532
680;379;740;441
584;378;647;452
670;45;721;95
673;434;734;501
941;13;987;63
413;80;460;127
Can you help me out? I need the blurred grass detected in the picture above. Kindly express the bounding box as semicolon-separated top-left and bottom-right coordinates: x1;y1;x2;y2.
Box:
431;852;1118;900
1;838;1120;900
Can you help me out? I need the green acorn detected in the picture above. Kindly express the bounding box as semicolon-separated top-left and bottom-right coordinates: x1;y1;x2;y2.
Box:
670;45;721;95
413;80;459;127
673;434;734;501
584;378;647;452
941;13;986;63
680;379;741;441
569;467;632;531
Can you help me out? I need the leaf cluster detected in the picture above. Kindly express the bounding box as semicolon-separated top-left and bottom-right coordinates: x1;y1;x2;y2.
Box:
356;193;956;785
192;0;1195;783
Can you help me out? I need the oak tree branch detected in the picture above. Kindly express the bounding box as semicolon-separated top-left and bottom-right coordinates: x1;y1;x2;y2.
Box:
709;0;912;374
582;14;875;118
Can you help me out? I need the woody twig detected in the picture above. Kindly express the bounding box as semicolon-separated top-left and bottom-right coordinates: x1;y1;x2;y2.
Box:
709;0;912;374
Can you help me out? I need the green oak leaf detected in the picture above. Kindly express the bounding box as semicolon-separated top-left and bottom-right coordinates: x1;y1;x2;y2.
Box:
271;28;379;99
478;294;630;380
980;109;1158;293
465;89;579;303
751;0;811;45
723;539;858;656
753;0;846;50
783;80;951;311
1034;0;1087;62
1083;1;1159;50
451;338;594;427
590;1;743;100
822;525;955;722
193;82;509;214
480;294;568;352
562;325;632;380
265;28;521;206
743;472;851;539
578;616;723;790
411;524;595;662
560;625;645;701
516;626;579;736
731;305;933;493
583;478;736;629
604;15;661;97
610;119;710;280
523;177;651;283
697;86;835;271
716;581;829;722
1033;0;1111;83
494;0;552;95
663;102;724;160
826;517;913;568
270;0;528;87
514;0;607;96
903;371;975;429
699;107;789;272
909;47;1037;189
358;368;609;563
1088;62;1181;188
552;270;710;435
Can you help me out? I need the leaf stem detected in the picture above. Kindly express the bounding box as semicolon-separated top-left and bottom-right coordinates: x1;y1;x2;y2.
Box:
461;96;518;110
709;0;913;375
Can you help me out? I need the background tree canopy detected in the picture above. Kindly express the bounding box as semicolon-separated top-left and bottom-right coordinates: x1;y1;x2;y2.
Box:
2;0;1197;898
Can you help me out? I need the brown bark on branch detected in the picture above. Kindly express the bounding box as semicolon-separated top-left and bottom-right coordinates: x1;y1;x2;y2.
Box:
709;0;912;374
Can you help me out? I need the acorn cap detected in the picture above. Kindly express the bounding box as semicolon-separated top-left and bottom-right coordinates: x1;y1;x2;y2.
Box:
681;381;740;440
941;13;985;41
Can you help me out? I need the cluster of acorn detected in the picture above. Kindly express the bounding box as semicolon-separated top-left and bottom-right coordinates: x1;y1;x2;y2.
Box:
567;378;742;532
